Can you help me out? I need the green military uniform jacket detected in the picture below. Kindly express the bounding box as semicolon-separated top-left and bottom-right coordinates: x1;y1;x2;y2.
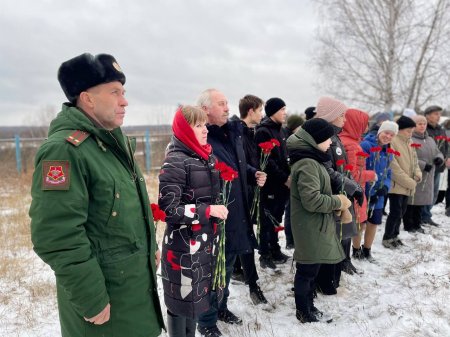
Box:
29;104;164;337
287;128;345;264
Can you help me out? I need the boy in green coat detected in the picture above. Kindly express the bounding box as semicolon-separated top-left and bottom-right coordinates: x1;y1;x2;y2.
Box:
287;118;351;323
29;53;164;337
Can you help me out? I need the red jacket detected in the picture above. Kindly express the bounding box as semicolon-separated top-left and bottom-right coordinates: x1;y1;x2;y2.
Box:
340;109;376;223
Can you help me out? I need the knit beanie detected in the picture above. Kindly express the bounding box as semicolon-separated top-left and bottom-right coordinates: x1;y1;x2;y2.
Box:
315;96;348;122
286;114;304;131
396;116;416;130
375;112;391;124
377;121;399;135
402;108;417;118
265;97;286;117
302;118;335;145
304;106;316;120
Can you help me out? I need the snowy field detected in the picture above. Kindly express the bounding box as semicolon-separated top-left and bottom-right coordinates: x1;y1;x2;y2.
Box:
0;180;449;337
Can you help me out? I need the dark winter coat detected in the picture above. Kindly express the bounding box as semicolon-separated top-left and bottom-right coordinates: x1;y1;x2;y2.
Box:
409;131;444;205
426;123;448;171
361;133;393;210
287;128;345;264
158;137;221;319
324;126;361;239
29;104;164;337
254;116;290;198
207;120;258;254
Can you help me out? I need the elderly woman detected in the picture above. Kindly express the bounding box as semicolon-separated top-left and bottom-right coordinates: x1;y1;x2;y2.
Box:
403;115;444;233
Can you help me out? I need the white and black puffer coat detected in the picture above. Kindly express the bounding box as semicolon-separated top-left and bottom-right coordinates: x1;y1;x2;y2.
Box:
158;136;221;319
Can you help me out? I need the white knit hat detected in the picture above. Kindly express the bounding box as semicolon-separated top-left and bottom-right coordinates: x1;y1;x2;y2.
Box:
377;120;399;135
315;96;348;122
402;108;417;118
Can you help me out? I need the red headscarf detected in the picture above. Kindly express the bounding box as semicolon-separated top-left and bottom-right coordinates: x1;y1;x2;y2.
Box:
172;107;212;161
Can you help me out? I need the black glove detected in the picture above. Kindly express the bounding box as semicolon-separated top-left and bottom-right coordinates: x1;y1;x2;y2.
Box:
368;194;379;206
376;185;389;197
424;163;433;172
353;189;364;207
433;157;444;167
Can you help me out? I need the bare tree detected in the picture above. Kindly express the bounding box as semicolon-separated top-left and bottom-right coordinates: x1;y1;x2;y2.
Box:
314;0;450;112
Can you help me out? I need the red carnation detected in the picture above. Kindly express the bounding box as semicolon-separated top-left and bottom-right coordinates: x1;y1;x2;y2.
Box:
215;161;229;172
387;148;396;154
394;151;401;157
435;135;445;141
270;138;281;147
151;203;166;222
259;141;275;154
274;226;285;233
356;151;370;158
336;159;345;167
344;164;354;171
220;167;239;182
370;146;382;153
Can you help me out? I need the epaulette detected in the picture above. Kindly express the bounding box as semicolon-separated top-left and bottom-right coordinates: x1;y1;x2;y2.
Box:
65;130;91;147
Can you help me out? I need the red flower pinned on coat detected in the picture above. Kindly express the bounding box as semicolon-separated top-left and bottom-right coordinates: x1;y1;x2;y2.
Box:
336;159;346;167
410;143;422;149
151;203;166;222
394;151;401;157
370;146;382;153
356;151;370;158
387;148;396;154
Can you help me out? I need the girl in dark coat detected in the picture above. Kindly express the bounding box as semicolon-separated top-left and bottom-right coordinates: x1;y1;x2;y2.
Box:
158;106;228;337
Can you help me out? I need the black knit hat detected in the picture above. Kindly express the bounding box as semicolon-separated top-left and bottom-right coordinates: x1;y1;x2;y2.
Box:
58;53;126;103
304;106;316;120
265;97;286;117
302;118;335;144
286;114;304;131
396;116;416;130
424;105;443;115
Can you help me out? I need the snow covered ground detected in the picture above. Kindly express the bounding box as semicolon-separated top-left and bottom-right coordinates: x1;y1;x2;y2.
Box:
1;200;449;337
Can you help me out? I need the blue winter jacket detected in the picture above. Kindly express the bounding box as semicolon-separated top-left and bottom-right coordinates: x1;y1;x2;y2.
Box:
360;133;392;210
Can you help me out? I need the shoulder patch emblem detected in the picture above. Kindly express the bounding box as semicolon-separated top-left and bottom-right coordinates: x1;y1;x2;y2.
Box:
42;161;70;190
66;130;90;147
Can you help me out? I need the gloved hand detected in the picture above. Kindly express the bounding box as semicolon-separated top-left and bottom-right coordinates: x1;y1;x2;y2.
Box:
336;194;352;210
340;208;353;224
376;185;389;197
368;194;379;206
353;189;364;207
424;163;433;172
433;157;444;167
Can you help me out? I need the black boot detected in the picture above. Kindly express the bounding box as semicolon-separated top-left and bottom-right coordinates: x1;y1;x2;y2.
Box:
295;294;318;323
362;246;376;263
352;246;364;260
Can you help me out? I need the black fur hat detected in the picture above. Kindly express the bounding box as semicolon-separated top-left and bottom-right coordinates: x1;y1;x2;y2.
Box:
57;53;126;103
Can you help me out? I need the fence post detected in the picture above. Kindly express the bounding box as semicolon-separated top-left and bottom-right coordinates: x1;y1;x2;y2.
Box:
145;129;151;174
15;134;22;174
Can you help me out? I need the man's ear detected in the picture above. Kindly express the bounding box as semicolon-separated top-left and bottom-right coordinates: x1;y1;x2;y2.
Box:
78;91;94;108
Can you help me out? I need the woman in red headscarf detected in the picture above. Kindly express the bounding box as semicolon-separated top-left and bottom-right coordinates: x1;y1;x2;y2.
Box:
158;106;228;337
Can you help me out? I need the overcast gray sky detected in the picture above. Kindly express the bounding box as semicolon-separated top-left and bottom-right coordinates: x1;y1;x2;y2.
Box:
0;0;320;126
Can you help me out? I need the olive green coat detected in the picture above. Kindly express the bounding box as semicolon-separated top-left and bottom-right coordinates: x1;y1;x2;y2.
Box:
287;128;345;264
29;104;164;337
